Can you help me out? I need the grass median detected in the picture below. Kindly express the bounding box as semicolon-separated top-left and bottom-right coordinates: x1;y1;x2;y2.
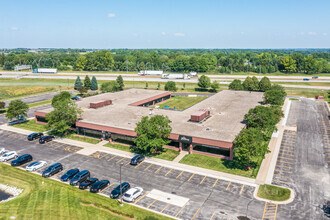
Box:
0;164;171;219
11;120;50;133
257;184;291;201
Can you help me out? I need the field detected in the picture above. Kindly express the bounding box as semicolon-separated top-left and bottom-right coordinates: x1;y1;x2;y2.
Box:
257;184;291;201
0;85;57;101
155;96;207;110
0;164;171;220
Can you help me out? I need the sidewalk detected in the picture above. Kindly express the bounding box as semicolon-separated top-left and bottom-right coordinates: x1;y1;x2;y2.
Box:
1;124;257;187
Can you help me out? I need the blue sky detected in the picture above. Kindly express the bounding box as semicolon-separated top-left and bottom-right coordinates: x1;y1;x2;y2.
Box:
1;0;329;48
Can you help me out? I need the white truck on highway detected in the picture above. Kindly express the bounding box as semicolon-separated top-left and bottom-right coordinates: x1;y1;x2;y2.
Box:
162;73;190;79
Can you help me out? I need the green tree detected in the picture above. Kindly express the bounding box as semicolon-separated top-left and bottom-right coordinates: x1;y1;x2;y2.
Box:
145;82;148;89
134;115;172;153
210;81;220;92
138;62;146;71
198;75;211;89
84;75;91;90
101;81;121;92
91;76;98;90
3;61;14;70
77;86;87;94
280;56;296;73
157;83;160;90
182;83;186;90
46;99;82;135
263;85;287;106
242;76;254;91
6;100;29;120
75;56;87;70
116;75;124;90
51;91;71;107
304;55;318;74
229;79;244;90
74;76;83;90
259;77;271;92
0;101;5;109
251;76;259;91
164;81;177;92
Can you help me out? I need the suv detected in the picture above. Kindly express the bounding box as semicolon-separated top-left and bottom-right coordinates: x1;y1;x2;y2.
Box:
42;163;63;177
39;135;55;144
28;133;43;141
110;182;130;199
11;154;33;166
70;170;90;186
130;155;145;165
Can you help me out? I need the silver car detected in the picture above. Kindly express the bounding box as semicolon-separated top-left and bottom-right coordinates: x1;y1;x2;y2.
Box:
123;187;143;202
26;161;47;172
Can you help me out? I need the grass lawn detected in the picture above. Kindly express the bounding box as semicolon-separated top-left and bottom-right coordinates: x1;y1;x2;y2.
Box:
66;134;100;144
11;120;50;133
284;87;329;103
257;184;291;201
28;99;52;108
0;85;57;101
0;164;172;220
104;143;179;161
179;154;254;178
289;98;300;101
156;96;207;110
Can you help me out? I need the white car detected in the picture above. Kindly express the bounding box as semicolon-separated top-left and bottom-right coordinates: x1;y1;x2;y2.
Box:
0;148;6;154
26;161;47;172
0;151;18;162
123;187;143;202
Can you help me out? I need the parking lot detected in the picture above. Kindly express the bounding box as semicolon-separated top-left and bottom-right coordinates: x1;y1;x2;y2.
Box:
0;129;266;220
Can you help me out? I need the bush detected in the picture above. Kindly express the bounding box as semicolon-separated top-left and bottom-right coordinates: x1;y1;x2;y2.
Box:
164;81;177;92
229;79;244;90
101;81;121;92
264;85;287;106
259;76;271;92
198;75;211;89
242;76;254;91
51;91;71;107
0;101;5;109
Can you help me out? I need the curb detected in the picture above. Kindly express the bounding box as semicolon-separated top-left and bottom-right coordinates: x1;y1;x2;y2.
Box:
253;184;295;205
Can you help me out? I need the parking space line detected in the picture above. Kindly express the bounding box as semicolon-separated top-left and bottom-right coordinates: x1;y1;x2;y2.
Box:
107;155;117;161
275;169;292;174
276;164;292;169
279;152;294;157
225;181;232;190
212;177;220;187
164;168;173;176
278;160;294;165
54;143;66;149
273;179;290;184
160;201;173;213
100;184;111;193
210;211;216;220
175;203;187;217
144;164;153;171
154;166;163;174
55;169;68;177
278;156;294;161
147;197;159;209
125;161;130;166
176;171;184;179
116;157;126;164
134;161;144;168
281;146;294;150
280;148;294;153
134;193;147;204
187;173;195;182
200;175;207;184
239;184;245;194
99;153;109;159
191;208;200;220
274;173;288;178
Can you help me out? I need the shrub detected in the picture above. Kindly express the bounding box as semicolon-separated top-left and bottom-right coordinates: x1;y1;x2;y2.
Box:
164;81;177;92
101;81;121;93
229;79;244;90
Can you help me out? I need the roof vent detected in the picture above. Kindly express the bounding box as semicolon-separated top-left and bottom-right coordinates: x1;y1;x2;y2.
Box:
206;127;210;131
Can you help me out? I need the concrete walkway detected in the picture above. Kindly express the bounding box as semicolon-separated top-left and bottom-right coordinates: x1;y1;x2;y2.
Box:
172;151;188;163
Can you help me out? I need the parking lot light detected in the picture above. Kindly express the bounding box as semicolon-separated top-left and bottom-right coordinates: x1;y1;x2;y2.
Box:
120;162;124;206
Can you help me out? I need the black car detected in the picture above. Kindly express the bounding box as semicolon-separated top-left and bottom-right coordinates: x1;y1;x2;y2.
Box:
27;132;43;141
60;168;79;182
42;163;63;177
90;180;110;193
79;178;98;189
110;182;130;199
70;170;90;186
11;154;33;166
39;135;54;144
71;96;81;101
8;117;27;125
130;155;145;165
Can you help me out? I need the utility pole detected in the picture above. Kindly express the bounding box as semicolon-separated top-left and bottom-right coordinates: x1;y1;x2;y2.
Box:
120;162;124;206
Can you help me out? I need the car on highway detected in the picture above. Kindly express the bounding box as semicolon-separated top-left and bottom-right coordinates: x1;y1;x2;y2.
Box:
70;170;90;186
26;161;47;172
71;96;82;101
11;154;33;166
8;117;27;125
0;148;6;154
110;182;130;199
39;135;55;144
27;132;43;141
79;178;98;189
60;168;79;182
130;155;145;165
42;163;63;177
303;78;310;81
123;187;143;202
90;180;110;193
0;151;18;162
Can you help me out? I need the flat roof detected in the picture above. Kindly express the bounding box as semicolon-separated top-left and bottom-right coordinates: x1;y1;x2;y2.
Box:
38;89;263;143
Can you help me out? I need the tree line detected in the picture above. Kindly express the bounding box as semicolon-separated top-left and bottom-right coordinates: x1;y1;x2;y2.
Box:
1;49;330;74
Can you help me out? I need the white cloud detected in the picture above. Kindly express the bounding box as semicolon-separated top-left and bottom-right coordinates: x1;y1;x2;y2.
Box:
298;32;305;35
174;33;185;37
323;33;328;36
132;33;138;37
107;13;116;18
11;26;18;31
240;32;245;35
161;32;166;36
307;32;317;35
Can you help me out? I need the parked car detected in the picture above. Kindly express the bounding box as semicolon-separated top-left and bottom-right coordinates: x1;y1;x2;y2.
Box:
130;155;145;165
0;151;18;162
42;163;63;177
27;132;43;141
71;96;82;101
123;187;143;202
70;170;90;186
79;178;98;189
110;182;130;199
8;117;27;125
39;135;55;144
90;180;110;193
0;148;6;154
11;154;33;166
60;168;80;182
26;161;47;172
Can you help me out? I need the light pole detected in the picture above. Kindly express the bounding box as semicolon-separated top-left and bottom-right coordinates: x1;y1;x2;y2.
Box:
119;162;124;206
